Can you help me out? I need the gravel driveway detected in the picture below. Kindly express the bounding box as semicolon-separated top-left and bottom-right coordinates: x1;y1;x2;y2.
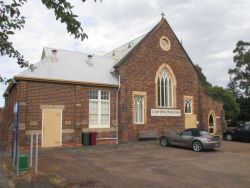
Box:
3;140;250;188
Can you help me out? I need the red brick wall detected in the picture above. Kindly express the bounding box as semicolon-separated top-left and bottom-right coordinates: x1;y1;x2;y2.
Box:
2;19;226;147
4;80;118;148
1;84;17;148
0;108;3;144
117;20;200;141
0;108;3;122
199;87;226;133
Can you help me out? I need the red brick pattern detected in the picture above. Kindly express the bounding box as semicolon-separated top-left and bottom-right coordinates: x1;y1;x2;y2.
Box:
2;81;117;148
117;20;202;140
0;108;3;143
0;108;3;122
1;19;226;148
199;87;226;133
1;85;17;148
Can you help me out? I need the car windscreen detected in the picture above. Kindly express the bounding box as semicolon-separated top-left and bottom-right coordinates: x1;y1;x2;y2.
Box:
199;131;209;136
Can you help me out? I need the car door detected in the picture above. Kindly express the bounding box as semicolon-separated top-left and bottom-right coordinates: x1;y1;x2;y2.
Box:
237;125;250;141
232;127;243;140
179;130;193;147
169;133;184;146
242;125;250;141
247;125;250;141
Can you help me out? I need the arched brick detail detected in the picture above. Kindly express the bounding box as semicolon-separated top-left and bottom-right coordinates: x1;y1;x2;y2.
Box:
155;63;177;108
208;110;216;134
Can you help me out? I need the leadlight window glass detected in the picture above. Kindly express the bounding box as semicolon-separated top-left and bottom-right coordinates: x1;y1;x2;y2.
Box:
89;90;98;99
157;68;173;107
101;91;109;100
184;99;192;114
134;96;144;124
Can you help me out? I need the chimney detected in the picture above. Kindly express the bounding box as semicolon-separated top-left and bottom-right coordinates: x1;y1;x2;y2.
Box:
51;49;57;62
52;49;57;54
87;54;93;65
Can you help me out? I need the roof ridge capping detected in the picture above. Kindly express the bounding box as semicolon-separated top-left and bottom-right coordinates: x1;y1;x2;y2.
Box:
41;46;112;60
104;17;167;60
111;17;165;68
110;16;201;80
103;33;147;56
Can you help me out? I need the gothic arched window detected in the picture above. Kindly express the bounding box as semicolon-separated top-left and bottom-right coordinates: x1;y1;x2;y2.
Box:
134;96;144;124
157;68;173;107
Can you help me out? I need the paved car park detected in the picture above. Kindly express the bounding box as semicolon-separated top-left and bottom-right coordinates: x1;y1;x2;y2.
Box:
2;140;250;187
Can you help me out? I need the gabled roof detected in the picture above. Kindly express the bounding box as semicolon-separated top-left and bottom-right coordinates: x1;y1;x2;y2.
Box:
16;47;118;86
5;17;201;97
104;34;146;63
14;31;151;87
111;18;164;68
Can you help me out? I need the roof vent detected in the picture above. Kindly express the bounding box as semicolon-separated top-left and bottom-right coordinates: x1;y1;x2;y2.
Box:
51;49;58;62
52;49;57;54
87;54;93;66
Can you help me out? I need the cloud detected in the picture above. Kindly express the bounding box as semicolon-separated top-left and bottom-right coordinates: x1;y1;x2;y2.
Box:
1;0;250;107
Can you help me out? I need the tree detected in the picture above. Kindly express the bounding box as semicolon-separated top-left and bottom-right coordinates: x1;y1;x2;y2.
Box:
206;86;240;120
194;64;212;89
227;76;241;99
228;41;250;97
237;97;250;121
0;0;98;83
194;64;239;120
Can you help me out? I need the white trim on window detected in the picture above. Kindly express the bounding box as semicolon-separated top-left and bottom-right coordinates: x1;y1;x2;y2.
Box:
157;68;173;108
89;90;110;128
134;96;144;124
184;98;192;114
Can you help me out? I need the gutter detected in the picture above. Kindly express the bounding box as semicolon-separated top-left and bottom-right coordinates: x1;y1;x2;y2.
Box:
14;76;119;88
3;80;16;97
116;74;121;144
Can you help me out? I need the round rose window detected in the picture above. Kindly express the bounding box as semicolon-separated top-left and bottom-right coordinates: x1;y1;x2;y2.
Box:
160;36;171;51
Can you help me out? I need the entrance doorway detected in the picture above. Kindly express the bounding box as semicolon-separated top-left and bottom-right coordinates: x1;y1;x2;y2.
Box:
185;114;197;129
42;109;62;147
208;112;215;134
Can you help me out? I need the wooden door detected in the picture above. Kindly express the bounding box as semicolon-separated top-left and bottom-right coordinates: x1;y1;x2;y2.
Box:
42;109;62;147
185;114;197;129
208;113;215;134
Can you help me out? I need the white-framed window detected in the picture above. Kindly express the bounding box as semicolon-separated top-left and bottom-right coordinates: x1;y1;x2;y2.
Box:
157;68;173;107
134;96;144;124
184;99;192;114
89;90;110;128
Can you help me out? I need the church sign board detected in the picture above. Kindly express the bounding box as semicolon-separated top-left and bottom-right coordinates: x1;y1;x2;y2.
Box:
151;109;181;117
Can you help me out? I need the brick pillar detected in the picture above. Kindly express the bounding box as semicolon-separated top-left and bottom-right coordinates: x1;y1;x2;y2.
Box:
17;81;28;147
75;86;83;145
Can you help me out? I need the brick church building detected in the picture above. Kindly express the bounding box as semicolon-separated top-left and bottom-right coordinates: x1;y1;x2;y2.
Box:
1;18;226;148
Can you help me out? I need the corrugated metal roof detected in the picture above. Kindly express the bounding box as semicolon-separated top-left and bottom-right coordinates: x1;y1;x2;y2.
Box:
17;47;118;86
17;34;147;86
103;34;146;63
15;33;148;86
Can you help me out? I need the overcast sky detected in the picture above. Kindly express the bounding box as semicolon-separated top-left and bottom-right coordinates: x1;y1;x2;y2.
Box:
1;0;250;107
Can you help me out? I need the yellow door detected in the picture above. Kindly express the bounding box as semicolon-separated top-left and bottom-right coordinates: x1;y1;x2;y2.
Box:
42;109;62;147
185;114;197;129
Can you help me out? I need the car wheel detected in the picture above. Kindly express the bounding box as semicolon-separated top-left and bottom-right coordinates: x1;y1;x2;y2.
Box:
192;141;202;152
225;134;233;141
160;136;169;147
